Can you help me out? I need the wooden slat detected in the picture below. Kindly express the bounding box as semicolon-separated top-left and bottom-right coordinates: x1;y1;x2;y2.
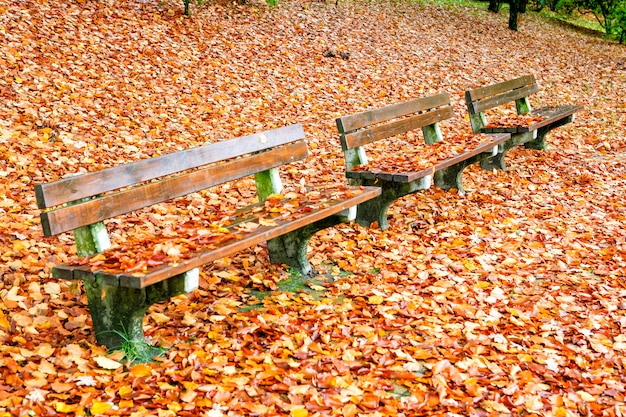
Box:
35;124;306;209
431;133;510;171
40;141;309;236
345;133;509;184
341;106;453;150
336;93;450;134
470;84;540;114
466;75;535;102
480;105;583;134
53;186;381;288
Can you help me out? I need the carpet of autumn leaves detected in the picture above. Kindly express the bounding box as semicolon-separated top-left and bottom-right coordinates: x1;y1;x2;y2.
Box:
1;0;626;415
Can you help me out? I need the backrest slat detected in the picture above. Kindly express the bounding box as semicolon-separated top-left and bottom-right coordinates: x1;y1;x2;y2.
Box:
469;84;539;114
341;106;453;150
35;124;305;209
466;75;538;114
337;93;452;151
40;140;308;236
466;74;535;102
337;93;449;134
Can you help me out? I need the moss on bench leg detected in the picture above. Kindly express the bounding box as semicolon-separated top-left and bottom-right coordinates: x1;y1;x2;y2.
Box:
525;116;574;150
434;162;469;191
84;270;199;351
354;178;431;230
480;131;537;170
267;212;353;275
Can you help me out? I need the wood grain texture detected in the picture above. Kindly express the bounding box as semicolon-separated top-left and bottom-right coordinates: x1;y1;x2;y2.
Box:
466;74;536;102
40;141;308;236
336;93;450;134
35;124;306;209
341;106;453;150
469;84;540;114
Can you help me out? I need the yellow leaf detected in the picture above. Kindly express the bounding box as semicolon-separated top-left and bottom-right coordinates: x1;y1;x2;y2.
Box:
0;310;10;331
368;295;384;305
119;385;133;397
91;401;112;414
119;399;134;409
150;312;170;325
290;407;308;417
463;259;479;271
36;343;55;358
259;218;278;227
94;356;123;370
577;390;596;402
55;402;78;413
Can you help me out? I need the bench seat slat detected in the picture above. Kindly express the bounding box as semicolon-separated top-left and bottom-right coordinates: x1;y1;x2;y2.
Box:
431;133;509;170
345;133;509;184
342;106;453;150
52;186;381;288
40;141;308;236
35;124;306;209
480;105;583;133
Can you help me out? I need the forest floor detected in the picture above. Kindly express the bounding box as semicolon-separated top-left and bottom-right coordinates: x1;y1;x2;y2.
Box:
1;0;626;415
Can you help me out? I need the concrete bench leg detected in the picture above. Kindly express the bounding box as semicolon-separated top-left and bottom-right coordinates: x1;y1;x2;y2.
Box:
481;132;537;171
267;213;353;275
84;270;199;351
354;178;431;230
525;116;573;150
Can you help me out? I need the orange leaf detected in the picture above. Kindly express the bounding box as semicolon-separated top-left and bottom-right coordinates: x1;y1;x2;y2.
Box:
130;363;152;377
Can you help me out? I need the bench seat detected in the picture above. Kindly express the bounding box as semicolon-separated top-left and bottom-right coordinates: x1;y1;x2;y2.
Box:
465;75;583;169
480;105;583;133
52;186;377;289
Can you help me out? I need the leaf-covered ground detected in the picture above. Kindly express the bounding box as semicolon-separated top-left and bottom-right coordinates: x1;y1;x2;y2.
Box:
1;0;626;415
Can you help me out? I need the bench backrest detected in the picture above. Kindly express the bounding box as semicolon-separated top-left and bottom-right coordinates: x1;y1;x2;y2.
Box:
464;74;539;132
465;74;539;115
36;124;307;237
336;93;453;170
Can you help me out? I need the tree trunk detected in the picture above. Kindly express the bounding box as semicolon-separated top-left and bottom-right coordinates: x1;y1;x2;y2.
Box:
509;0;520;30
488;0;501;12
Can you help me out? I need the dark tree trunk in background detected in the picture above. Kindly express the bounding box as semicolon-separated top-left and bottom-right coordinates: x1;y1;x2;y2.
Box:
488;0;501;12
509;0;520;30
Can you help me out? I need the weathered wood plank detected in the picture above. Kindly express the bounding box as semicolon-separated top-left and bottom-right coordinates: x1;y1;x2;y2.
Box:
40;141;308;236
431;133;509;171
344;134;508;184
469;84;540;114
480;105;583;133
341;106;453;150
35;124;306;209
337;93;450;134
466;74;535;102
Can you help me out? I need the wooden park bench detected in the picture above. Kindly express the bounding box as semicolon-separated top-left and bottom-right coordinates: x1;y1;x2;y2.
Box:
464;74;583;170
35;124;380;350
336;93;510;230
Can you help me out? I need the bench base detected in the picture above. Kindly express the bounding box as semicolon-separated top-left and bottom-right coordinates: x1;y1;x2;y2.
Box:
85;269;199;351
267;208;356;274
479;109;580;170
352;176;432;230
